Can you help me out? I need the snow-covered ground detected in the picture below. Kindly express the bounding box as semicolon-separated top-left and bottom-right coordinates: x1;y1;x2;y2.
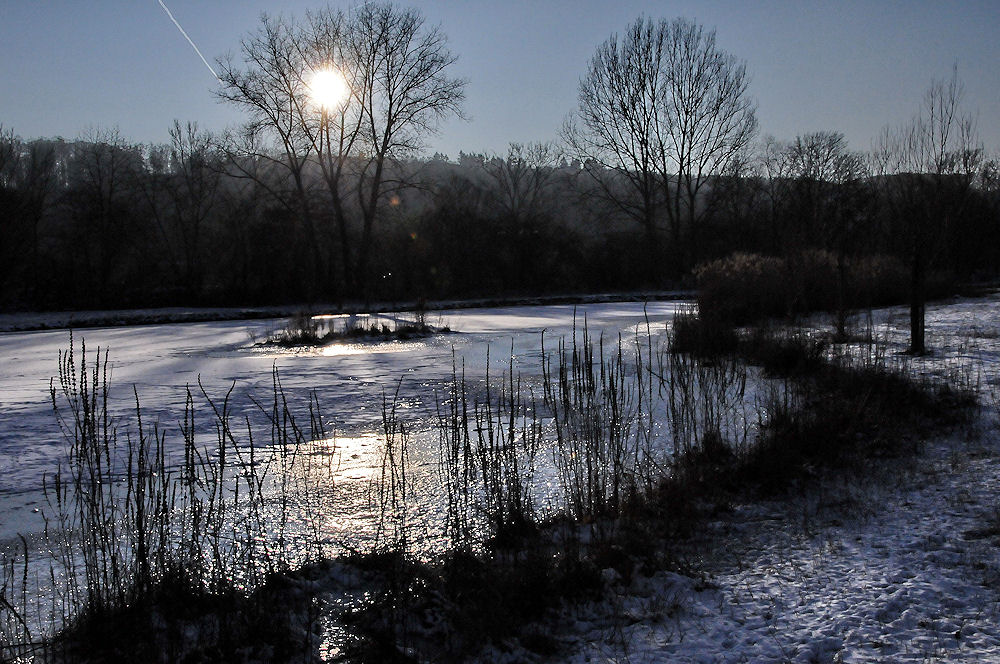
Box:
477;294;1000;663
4;294;1000;661
521;427;1000;663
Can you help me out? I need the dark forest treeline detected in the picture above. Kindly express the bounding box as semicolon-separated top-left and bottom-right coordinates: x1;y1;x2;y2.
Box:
0;125;998;312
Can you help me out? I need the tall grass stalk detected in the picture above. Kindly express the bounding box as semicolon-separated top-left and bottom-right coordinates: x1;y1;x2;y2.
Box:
541;324;647;521
437;345;542;549
437;352;477;551
662;346;751;460
1;336;333;661
372;381;412;557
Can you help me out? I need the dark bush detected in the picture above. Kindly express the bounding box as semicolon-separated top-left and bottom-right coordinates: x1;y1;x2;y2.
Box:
669;307;740;357
740;327;828;378
846;253;910;307
739;351;975;495
694;252;788;326
695;250;955;327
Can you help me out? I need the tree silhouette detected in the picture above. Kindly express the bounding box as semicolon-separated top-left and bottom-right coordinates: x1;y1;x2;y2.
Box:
217;2;465;302
566;16;756;278
874;68;983;354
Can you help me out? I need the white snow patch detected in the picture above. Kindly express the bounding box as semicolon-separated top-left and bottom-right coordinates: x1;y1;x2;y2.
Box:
482;294;1000;663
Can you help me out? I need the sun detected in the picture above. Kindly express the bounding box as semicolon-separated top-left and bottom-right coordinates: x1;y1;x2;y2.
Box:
308;68;349;109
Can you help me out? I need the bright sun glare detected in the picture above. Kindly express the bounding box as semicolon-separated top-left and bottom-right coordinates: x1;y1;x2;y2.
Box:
309;68;349;109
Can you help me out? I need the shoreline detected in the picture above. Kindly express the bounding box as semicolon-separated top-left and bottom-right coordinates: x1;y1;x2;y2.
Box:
0;290;694;333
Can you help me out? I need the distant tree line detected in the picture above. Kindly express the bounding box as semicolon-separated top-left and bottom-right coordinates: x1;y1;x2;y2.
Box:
0;6;997;338
1;122;995;313
0;127;632;309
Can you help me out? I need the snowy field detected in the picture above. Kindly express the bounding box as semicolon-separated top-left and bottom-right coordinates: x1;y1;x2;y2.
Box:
475;293;1000;663
4;293;1000;661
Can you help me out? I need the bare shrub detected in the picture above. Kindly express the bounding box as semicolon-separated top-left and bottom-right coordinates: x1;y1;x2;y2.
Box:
695;250;953;329
1;336;331;661
437;347;542;550
668;306;739;357
695;252;788;325
542;328;632;520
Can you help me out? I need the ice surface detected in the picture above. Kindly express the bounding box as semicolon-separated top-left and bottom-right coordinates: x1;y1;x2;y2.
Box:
0;301;686;545
6;294;1000;661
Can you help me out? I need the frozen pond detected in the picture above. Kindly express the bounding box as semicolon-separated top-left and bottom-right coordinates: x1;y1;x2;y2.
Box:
4;293;1000;657
5;293;998;553
0;301;688;546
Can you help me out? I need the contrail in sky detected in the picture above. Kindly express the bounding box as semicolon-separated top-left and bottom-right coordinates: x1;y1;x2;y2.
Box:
158;0;220;82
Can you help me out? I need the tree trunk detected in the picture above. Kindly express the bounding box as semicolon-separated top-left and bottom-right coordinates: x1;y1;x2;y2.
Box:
835;248;848;342
909;250;926;355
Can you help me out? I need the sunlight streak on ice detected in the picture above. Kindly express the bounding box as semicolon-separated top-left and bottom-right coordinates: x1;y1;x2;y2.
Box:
319;342;422;357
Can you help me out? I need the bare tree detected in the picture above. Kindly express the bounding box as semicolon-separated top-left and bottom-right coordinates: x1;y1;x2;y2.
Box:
784;132;857;242
62;128;144;303
216;13;327;297
0;125;16;188
786;131;869;336
481;141;562;289
981;156;1000;221
218;2;465;302
700;147;766;259
483;141;560;222
0;127;26;294
755;134;796;252
657;18;757;262
563;18;665;260
566;16;756;275
874;68;983;354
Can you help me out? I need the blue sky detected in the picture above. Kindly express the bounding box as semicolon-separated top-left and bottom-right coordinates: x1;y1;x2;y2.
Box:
1;1;997;158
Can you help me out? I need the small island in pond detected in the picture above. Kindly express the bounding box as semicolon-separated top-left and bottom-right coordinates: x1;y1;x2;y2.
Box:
258;311;452;348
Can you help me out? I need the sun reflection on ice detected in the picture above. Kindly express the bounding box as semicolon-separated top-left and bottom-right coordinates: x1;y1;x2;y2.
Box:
319;341;425;357
319;344;373;357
